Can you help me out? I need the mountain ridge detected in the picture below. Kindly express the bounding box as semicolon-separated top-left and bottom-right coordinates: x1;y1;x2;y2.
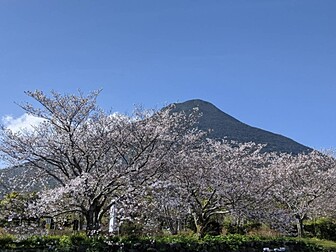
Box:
172;99;312;154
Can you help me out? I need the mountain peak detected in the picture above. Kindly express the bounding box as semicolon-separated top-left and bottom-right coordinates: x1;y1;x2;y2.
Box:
173;99;242;123
173;99;312;154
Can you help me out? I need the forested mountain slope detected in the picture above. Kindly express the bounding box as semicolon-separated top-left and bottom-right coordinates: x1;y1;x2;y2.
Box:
172;99;312;154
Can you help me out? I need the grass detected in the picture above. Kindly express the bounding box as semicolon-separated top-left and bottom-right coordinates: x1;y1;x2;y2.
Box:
303;237;336;249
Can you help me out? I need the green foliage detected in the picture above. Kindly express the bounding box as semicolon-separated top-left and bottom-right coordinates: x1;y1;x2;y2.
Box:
306;238;336;250
0;233;335;251
223;219;263;235
118;220;144;237
202;220;223;236
107;234;336;252
0;191;38;229
0;234;15;248
0;233;108;251
305;218;336;241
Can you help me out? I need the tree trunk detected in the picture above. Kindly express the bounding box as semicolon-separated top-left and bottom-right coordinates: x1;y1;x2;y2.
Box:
199;225;207;238
296;218;304;238
192;213;209;238
79;214;85;230
85;206;101;235
166;217;178;235
192;213;201;236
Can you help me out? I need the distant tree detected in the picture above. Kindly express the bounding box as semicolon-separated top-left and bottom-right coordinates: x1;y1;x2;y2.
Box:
0;191;37;227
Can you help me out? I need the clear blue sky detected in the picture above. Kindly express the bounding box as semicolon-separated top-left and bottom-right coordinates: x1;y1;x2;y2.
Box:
0;0;335;150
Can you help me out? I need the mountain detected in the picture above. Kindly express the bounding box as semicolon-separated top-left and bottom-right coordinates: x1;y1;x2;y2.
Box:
0;99;312;197
0;163;57;198
172;99;312;154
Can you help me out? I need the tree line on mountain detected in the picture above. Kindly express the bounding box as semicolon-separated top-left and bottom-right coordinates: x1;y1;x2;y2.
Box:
0;90;335;239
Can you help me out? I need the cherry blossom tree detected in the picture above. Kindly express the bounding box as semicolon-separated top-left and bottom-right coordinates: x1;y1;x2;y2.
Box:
0;90;199;234
270;151;336;237
2;89;335;238
161;139;273;237
135;171;192;235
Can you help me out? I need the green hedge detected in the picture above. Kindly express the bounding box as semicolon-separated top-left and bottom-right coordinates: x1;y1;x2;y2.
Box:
305;218;336;241
0;234;335;252
0;234;109;251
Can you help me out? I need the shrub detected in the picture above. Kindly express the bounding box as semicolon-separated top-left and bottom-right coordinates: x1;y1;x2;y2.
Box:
119;220;144;237
0;233;335;251
305;218;336;241
0;234;15;249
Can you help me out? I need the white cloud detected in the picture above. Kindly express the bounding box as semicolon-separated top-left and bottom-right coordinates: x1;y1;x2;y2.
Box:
2;113;45;132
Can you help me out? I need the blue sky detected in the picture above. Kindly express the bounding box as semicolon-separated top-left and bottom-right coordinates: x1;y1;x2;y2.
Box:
0;0;335;150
